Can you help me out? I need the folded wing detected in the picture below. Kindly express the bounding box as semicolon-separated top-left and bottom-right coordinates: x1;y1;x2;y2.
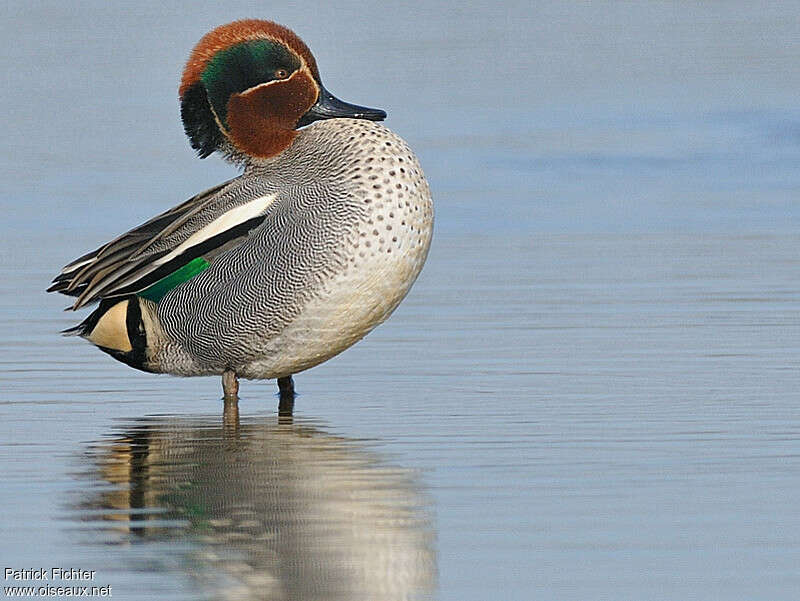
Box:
48;179;278;310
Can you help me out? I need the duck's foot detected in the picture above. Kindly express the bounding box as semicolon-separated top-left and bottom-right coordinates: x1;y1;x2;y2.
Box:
277;375;295;417
222;369;239;401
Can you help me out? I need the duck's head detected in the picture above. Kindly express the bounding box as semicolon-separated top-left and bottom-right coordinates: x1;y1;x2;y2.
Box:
179;19;386;161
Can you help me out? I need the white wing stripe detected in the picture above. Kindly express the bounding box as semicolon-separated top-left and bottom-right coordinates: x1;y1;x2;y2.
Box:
153;194;277;267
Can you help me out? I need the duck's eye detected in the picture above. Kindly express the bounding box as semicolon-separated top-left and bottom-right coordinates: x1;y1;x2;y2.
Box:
274;68;289;80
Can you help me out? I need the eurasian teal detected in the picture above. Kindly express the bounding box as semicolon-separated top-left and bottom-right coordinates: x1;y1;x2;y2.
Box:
48;19;433;404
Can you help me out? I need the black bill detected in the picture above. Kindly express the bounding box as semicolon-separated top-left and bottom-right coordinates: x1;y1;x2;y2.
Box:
297;85;386;128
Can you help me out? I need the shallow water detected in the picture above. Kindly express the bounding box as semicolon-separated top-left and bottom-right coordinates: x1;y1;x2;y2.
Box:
3;2;800;600
73;413;435;601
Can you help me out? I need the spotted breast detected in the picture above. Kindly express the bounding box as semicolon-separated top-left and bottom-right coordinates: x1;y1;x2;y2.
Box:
154;118;433;379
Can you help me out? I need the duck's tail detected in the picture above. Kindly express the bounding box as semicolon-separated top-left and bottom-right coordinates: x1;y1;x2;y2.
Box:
64;296;157;373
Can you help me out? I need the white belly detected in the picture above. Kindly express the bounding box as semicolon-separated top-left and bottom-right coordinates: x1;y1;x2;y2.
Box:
240;195;432;380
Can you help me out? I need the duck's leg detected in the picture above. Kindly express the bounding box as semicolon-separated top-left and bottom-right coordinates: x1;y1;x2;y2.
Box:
223;395;240;432
277;375;295;416
222;369;239;401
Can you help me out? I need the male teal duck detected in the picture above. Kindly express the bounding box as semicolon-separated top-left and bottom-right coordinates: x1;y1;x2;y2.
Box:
48;20;433;404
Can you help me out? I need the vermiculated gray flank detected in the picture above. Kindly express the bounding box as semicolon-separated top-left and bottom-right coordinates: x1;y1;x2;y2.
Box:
152;118;433;377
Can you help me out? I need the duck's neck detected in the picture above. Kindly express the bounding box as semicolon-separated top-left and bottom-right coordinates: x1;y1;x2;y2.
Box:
216;137;291;169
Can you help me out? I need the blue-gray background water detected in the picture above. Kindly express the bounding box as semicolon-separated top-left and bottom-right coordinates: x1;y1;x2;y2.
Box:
2;1;800;599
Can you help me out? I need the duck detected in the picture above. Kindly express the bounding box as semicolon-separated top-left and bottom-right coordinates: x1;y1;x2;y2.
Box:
48;19;433;405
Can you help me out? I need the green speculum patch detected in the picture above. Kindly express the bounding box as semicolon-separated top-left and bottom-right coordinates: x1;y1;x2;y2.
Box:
138;257;210;303
201;40;301;126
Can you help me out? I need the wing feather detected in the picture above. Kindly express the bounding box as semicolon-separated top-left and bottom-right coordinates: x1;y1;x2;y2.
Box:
49;178;278;310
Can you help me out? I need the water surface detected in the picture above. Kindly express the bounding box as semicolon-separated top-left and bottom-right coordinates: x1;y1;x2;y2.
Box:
73;412;434;601
3;2;800;600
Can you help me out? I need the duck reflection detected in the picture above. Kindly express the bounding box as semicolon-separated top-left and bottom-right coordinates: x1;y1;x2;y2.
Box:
77;409;435;601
